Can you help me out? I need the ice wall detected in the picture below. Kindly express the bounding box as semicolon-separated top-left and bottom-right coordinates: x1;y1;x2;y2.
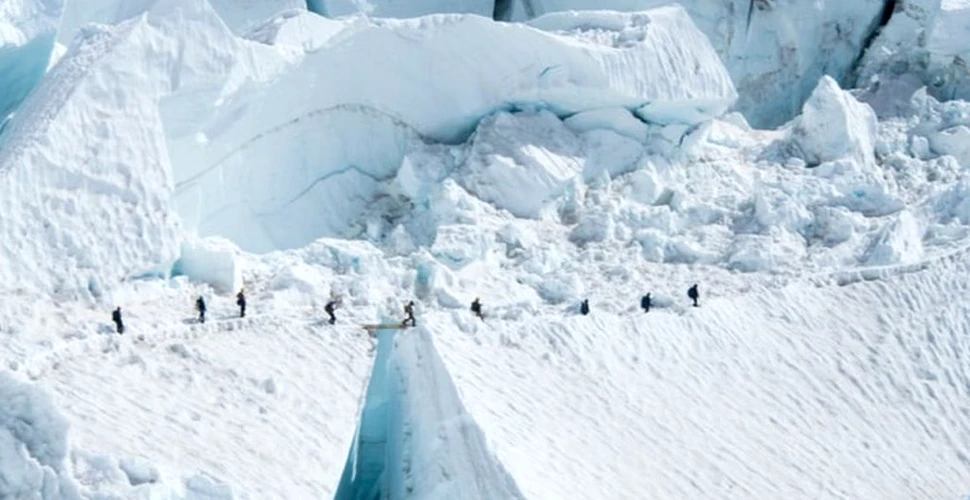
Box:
0;0;288;295
857;0;970;107
335;326;524;499
0;0;64;122
177;6;734;252
515;0;890;128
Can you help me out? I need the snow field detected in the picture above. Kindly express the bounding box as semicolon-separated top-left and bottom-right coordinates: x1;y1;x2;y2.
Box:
4;0;970;498
429;256;970;499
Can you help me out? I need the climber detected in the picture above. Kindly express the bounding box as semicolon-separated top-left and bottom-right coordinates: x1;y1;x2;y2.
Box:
640;293;651;313
324;300;337;325
196;296;207;324
112;307;124;334
403;300;416;327
580;298;590;316
687;284;699;307
236;288;246;318
470;297;483;320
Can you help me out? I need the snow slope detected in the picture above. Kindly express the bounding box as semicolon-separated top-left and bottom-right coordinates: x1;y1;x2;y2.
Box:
0;372;81;499
2;225;967;498
428;254;970;499
0;0;63;122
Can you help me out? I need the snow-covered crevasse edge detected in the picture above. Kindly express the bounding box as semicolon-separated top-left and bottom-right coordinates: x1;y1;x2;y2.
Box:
336;325;523;500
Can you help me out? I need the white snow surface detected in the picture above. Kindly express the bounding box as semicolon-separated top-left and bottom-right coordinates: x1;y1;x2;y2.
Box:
0;372;81;499
5;0;970;498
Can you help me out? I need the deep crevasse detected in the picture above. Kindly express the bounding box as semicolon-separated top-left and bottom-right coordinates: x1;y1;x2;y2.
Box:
335;324;524;500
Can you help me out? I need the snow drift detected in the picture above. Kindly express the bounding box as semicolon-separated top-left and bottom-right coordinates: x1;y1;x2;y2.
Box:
336;326;523;500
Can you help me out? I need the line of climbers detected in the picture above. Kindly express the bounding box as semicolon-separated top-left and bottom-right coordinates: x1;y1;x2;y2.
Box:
323;298;417;327
110;288;247;334
580;283;700;316
109;283;701;334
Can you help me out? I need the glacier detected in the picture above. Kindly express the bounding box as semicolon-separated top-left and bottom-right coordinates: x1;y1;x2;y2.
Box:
2;0;970;498
0;0;62;123
345;0;895;128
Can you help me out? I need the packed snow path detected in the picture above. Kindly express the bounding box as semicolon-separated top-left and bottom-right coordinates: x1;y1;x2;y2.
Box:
429;257;970;499
1;246;965;497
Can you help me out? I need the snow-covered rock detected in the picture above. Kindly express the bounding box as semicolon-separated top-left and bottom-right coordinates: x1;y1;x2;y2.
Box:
0;0;64;121
176;236;243;294
515;0;888;128
0;373;81;499
309;0;492;18
791;76;879;168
